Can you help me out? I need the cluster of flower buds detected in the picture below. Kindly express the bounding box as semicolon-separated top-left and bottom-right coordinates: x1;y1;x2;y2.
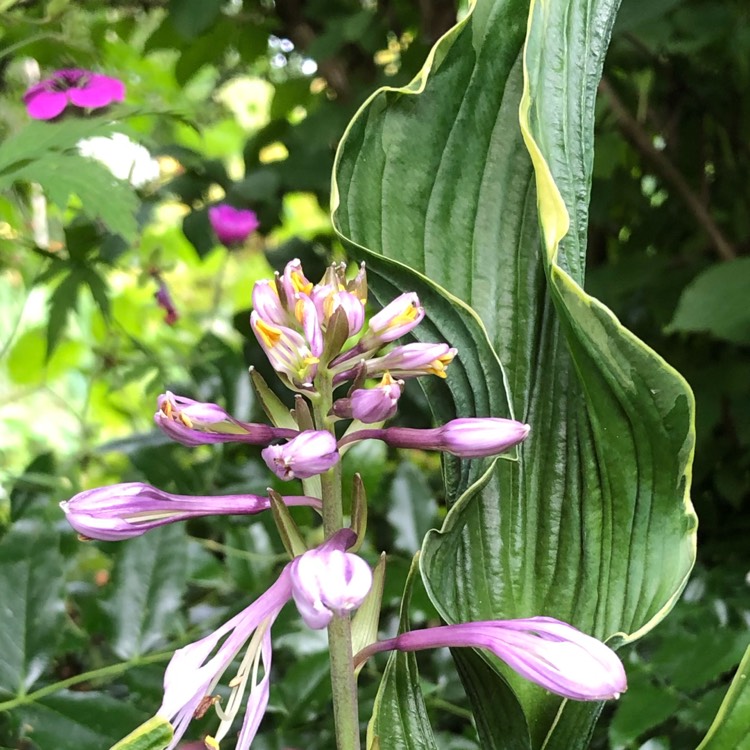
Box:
60;258;626;750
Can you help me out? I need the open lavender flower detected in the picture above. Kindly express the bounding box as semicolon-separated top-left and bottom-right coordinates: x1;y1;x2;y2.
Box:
24;69;125;120
150;531;370;749
355;617;627;701
61;482;321;541
209;204;260;247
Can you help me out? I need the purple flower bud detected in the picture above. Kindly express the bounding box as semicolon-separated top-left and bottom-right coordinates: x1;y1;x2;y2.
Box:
208;204;260;247
280;258;314;302
340;417;529;458
60;482;321;541
350;372;403;423
262;430;340;480
252;279;288;326
357;293;424;351
293;294;324;357
327;290;366;336
290;530;372;629
250;312;320;388
155;391;298;447
24;69;125;120
367;342;456;378
355;617;627;701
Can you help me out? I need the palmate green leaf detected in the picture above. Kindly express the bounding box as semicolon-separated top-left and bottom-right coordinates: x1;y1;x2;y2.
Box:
332;0;697;746
696;643;750;750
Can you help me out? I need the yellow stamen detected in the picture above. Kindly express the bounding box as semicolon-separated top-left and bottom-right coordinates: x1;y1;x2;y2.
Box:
291;270;313;294
294;298;306;325
179;412;194;429
161;400;173;418
255;318;282;348
204;736;220;750
380;371;396;386
388;303;419;329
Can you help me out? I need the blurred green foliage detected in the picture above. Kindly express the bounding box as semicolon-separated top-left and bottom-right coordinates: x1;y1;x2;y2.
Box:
0;0;747;749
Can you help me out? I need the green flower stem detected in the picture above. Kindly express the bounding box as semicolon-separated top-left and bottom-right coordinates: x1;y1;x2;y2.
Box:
314;368;361;750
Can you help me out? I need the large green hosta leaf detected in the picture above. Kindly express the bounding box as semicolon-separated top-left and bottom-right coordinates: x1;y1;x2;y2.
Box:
332;0;697;746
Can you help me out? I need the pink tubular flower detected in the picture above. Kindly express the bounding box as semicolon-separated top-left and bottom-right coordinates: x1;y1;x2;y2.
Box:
290;529;372;629
334;372;403;423
360;292;424;348
60;482;321;541
354;617;627;701
250;313;319;388
339;417;530;458
158;568;293;750
154;277;178;325
262;430;339;480
252;279;288;327
208;204;260;246
155;391;298;447
24;69;125;120
144;532;368;749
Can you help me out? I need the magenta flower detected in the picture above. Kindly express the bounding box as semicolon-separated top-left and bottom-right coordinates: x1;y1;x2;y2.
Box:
60;482;321;541
339;417;530;457
155;391;298;447
355;617;627;701
262;430;340;480
24;69;125;120
290;530;372;629
208;204;260;246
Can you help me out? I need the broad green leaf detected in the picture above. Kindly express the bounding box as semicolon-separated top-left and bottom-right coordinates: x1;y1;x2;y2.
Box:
16;690;150;750
696;643;750;750
386;461;438;553
332;0;697;745
667;257;750;344
366;554;437;750
0;522;65;695
105;525;189;659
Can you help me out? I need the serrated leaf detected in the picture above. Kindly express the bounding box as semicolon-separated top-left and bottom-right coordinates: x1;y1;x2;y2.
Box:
0;522;65;695
332;0;697;745
105;525;189;659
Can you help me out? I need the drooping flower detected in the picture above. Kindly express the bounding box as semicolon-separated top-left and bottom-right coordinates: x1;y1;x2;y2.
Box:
78;133;159;188
262;430;339;480
290;530;373;629
24;69;125;120
146;532;370;749
354;617;627;701
60;482;321;541
339;417;530;458
157;567;292;750
155;391;298;447
208;204;260;247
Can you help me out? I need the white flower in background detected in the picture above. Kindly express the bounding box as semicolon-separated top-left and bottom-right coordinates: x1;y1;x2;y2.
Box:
77;132;160;188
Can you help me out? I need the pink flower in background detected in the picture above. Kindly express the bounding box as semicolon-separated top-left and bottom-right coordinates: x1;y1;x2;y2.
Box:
208;204;260;246
24;69;125;120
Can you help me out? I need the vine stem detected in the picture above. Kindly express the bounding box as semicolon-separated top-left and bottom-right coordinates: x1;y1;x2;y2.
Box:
313;368;361;750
